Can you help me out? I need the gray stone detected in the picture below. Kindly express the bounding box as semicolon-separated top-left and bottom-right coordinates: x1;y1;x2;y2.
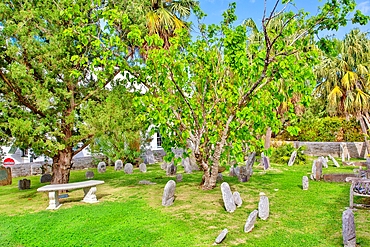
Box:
263;156;270;170
97;162;106;173
234;166;240;177
310;159;322;181
340;142;351;162
288;150;297;166
221;182;236;213
214;228;228;245
245;152;256;169
139;180;156;185
258;192;269;220
233;191;242;207
0;167;12;186
217;173;223;182
244;210;258;233
302;176;309;190
85;171;94;179
114;160;123;171
328;154;340;167
162;180;176;206
18;179;31;190
166;163;177;176
172;148;184;159
31;164;42;175
176;173;183;182
238;166;248;182
40;173;52;183
182;157;192;174
319;156;328;168
342;209;356;247
229;167;236;177
139;163;147;173
161;162;168;170
124;163;133;174
143;150;155;164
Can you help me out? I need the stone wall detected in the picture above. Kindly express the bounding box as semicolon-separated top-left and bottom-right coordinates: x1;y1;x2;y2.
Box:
9;156;105;178
272;141;368;158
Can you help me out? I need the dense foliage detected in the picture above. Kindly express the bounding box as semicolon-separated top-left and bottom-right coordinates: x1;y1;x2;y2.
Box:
270;143;307;165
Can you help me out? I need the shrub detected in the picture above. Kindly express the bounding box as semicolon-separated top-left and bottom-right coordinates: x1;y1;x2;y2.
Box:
270;143;307;165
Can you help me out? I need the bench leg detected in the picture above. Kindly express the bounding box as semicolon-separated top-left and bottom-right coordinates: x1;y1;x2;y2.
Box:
82;186;98;203
47;191;62;210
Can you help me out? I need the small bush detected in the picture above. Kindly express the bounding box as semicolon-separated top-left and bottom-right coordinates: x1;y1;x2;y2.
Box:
271;143;307;165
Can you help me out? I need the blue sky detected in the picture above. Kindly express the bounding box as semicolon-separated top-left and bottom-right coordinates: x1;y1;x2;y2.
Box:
189;0;370;39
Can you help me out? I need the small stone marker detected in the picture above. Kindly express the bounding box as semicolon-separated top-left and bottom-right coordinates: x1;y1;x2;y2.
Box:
234;166;240;177
310;159;322;181
263;156;270;170
238;166;248;182
302;176;309;190
214;228;228;245
258;192;269;220
342;209;356;247
244;210;258;233
124;163;133;174
85;171;94;179
40;173;52;183
97;162;106;173
176;173;183;182
233;191;242;207
143;150;155;164
161;162;168;170
217;173;223;182
340;142;351;162
328;154;340;167
114;160;123;171
162;180;176;206
0;167;12;186
18;179;31;190
221;182;236;213
139;163;147;173
229;167;236;177
182;157;192;174
166;163;177;176
288;150;297;166
319;156;328;168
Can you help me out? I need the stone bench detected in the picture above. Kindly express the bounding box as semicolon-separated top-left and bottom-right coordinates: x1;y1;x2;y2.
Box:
37;180;104;210
345;177;370;209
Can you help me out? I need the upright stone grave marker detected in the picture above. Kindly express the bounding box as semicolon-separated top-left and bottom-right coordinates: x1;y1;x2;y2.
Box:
162;180;176;206
124;163;133;174
258;192;269;220
310;159;322;181
114;160;123;171
143;150;155;164
328;154;340;167
161;162;168;170
238;166;248;182
229;167;236;177
18;179;31;190
221;182;236;213
245;152;256;181
244;210;258;233
182;157;192;174
302;176;309;190
85;171;94;179
176;173;183;182
0;167;12;186
166;163;177;176
97;162;106;173
263;156;270;170
288;150;297;166
233;191;242;207
340;142;351;162
319;156;328;168
342;209;356;247
40;174;52;183
139;163;147;173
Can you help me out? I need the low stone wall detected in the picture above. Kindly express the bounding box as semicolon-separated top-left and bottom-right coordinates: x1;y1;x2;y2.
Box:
272;141;368;158
10;156;105;178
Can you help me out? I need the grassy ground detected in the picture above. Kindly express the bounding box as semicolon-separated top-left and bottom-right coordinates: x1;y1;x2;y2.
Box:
0;159;369;247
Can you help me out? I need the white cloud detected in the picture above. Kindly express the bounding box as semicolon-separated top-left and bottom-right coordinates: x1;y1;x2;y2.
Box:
250;0;256;3
358;1;370;14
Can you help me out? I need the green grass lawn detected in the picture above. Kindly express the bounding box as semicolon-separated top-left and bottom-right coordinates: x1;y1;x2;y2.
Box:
0;160;369;247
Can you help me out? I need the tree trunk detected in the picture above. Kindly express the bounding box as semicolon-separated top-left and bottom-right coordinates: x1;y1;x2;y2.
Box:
51;148;73;184
359;115;370;155
264;127;272;150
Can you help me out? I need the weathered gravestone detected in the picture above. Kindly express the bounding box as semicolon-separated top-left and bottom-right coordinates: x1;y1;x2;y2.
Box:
340;142;351;162
31;164;42;175
124;163;134;174
229;167;236;177
166;163;177;176
245;152;256;181
161;162;168;170
233;191;242;207
18;179;31;190
342;209;356;247
217;173;223;182
244;210;258;233
143;150;155;164
40;173;52;183
318;156;328;168
221;182;236;213
182;157;192;174
97;162;106;173
263;156;270;170
288;150;297;166
302;176;309;190
214;228;228;245
328;154;340;167
139;163;147;173
258;192;269;220
162;180;176;206
176;173;183;182
85;171;94;179
0;167;12;186
234;166;240;177
114;160;123;171
238;166;248;182
310;159;322;181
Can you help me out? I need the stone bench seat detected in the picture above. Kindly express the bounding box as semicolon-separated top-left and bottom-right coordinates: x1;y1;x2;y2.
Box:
345;177;370;208
37;180;104;210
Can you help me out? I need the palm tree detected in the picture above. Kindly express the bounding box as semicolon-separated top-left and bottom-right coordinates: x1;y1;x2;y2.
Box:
314;29;370;151
146;0;198;49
